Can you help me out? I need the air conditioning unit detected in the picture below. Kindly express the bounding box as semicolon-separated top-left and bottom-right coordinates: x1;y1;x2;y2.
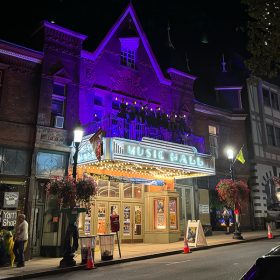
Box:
54;116;64;128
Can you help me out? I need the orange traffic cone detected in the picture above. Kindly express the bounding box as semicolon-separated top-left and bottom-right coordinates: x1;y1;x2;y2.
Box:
183;238;190;254
268;224;274;239
86;246;94;269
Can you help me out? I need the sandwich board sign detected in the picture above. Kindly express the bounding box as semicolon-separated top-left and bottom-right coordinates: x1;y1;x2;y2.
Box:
186;220;207;247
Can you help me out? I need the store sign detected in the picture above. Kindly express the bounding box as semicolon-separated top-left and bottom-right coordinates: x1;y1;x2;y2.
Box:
4;192;19;208
1;210;17;227
125;144;204;168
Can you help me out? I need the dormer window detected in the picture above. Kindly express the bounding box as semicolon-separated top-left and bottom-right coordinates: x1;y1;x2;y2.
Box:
119;37;139;69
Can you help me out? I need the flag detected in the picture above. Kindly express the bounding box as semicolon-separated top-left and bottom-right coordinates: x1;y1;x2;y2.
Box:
89;128;105;161
235;147;245;164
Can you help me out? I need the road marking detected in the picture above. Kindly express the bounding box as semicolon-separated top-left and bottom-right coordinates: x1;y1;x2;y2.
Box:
166;260;192;266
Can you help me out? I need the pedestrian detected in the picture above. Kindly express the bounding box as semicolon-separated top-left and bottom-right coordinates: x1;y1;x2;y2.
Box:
222;207;230;234
13;214;28;268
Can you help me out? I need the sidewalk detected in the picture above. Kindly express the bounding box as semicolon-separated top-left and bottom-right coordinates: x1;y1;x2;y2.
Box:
0;230;279;280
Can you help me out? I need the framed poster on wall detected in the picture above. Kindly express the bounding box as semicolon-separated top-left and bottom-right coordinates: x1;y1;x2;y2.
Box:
154;199;166;229
169;198;177;229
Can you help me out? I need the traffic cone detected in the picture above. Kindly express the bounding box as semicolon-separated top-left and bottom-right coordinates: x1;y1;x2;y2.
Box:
86;246;94;269
267;224;274;239
183;238;190;254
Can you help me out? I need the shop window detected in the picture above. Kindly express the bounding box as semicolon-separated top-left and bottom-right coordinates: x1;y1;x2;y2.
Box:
154;198;166;229
0;147;29;175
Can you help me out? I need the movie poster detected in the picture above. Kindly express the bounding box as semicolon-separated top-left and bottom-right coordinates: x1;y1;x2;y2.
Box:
169;198;177;229
155;199;165;229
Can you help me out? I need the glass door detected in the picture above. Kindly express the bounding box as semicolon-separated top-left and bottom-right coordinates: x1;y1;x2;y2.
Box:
122;203;143;242
96;201;121;234
176;186;194;236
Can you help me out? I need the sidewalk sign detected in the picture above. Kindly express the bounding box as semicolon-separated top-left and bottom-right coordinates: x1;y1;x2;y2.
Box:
186;220;207;247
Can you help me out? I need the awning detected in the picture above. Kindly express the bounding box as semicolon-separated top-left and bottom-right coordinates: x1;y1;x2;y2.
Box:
77;137;215;179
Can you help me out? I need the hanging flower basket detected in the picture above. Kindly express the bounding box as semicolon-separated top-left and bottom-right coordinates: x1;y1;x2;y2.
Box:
215;179;250;209
45;175;97;208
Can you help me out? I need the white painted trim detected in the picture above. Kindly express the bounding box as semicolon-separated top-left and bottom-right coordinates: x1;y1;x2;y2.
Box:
0;48;42;64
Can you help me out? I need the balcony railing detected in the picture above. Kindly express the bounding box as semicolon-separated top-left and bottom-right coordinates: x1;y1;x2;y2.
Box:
85;114;205;153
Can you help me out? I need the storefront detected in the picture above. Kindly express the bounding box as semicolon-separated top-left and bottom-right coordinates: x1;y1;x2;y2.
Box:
76;136;215;243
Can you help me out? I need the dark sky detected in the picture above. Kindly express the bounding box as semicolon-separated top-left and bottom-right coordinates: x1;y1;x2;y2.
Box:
1;0;249;95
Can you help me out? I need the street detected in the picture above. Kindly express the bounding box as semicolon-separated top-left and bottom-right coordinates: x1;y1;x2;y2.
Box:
35;239;280;280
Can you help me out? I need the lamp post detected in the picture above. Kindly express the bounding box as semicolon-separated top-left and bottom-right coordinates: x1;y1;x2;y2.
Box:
226;147;243;240
73;124;84;180
59;123;84;268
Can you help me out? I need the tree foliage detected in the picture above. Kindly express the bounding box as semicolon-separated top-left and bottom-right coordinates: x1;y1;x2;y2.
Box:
242;0;280;78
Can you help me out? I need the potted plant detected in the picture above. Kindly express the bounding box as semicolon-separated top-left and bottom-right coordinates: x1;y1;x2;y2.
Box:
45;173;97;267
215;179;250;239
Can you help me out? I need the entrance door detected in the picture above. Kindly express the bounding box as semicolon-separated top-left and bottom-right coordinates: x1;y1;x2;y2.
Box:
177;186;195;236
122;203;143;242
96;201;121;234
31;180;47;256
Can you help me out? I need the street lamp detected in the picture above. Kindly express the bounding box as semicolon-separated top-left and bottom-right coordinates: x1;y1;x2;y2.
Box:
73;123;84;180
226;147;243;240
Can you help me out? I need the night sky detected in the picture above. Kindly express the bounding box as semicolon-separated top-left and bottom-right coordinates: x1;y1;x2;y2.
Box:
1;0;249;100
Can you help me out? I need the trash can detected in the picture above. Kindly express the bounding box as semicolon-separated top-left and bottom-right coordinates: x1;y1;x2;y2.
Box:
80;235;96;264
98;233;115;261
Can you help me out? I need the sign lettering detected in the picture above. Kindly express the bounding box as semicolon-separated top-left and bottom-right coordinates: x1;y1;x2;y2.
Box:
126;144;205;168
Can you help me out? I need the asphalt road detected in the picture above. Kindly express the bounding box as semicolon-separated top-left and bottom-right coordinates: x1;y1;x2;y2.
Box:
36;239;280;280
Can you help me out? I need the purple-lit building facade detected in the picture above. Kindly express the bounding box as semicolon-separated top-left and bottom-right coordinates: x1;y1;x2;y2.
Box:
0;4;251;258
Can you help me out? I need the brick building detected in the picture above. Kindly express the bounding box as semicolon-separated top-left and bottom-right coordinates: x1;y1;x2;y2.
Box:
0;4;251;257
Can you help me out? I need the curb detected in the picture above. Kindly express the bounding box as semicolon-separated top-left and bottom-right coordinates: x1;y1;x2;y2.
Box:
2;235;279;280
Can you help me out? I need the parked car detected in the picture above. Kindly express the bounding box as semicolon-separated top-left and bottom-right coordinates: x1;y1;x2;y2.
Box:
267;203;280;221
241;245;280;280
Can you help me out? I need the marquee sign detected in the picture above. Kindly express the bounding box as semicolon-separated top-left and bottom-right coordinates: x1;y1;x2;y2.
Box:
78;136;215;177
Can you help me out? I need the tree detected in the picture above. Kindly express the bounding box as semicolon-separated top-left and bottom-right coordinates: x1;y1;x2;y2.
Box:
242;0;280;78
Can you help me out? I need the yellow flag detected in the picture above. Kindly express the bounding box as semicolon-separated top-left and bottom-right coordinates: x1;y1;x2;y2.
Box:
236;148;245;164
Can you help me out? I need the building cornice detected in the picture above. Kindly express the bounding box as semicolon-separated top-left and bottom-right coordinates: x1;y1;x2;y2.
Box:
194;102;247;121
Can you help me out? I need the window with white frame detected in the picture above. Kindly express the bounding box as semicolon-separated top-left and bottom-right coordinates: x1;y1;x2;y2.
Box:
208;125;218;158
119;37;139;70
263;87;280;110
266;123;280;146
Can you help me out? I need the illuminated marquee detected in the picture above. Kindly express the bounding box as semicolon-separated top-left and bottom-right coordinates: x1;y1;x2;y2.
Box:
126;145;204;168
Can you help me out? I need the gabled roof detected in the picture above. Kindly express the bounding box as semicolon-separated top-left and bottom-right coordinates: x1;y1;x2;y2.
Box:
81;4;171;86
